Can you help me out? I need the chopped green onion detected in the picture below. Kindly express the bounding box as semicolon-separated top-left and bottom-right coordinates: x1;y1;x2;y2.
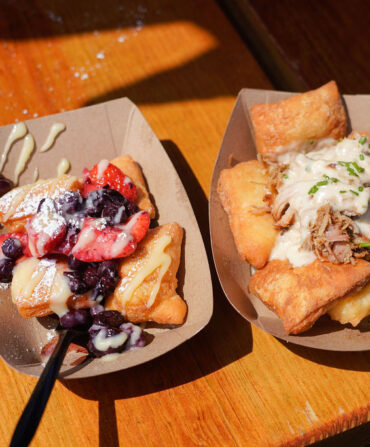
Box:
308;185;319;194
347;167;359;177
350;189;359;196
316;180;328;186
358;186;364;191
283;174;288;179
338;161;347;166
339;190;347;193
309;140;314;145
323;174;329;179
359;242;370;247
360;154;365;160
352;162;365;173
359;136;367;145
331;177;339;183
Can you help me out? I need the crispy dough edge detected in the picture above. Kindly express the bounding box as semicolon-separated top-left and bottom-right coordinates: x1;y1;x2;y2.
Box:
249;259;370;334
217;160;277;269
250;81;347;161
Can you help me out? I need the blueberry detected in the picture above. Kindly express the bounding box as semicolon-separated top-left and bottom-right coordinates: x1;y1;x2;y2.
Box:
83;265;100;288
93;310;125;327
60;309;91;328
101;202;128;225
63;271;89;294
84;189;106;216
120;323;146;348
0;174;13;197
2;238;23;259
97;260;118;278
67;254;87;271
0;258;14;282
87;326;127;357
58;191;83;215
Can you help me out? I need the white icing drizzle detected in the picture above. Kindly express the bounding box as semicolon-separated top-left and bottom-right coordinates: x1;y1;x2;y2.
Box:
57;157;70;176
0;122;28;172
33;166;39;182
13;134;35;185
117;234;172;312
39;122;66;152
93;329;127;351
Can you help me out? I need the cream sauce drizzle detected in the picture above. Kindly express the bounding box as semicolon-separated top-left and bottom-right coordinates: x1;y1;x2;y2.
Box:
13;134;35;185
270;135;370;267
0;122;28;171
117;234;172;312
39;122;66;152
93;329;128;352
33;166;39;182
57;157;70;176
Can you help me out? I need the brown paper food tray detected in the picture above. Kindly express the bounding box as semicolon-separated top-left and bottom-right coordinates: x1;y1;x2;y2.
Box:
0;98;213;378
210;88;370;351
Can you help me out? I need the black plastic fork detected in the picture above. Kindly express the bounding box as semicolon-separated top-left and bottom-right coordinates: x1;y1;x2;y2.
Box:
10;330;78;447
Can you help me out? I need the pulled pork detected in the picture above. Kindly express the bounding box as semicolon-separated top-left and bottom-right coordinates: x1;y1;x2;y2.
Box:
306;204;370;264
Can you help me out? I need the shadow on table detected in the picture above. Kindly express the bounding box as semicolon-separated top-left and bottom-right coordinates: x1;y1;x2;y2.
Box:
62;140;253;446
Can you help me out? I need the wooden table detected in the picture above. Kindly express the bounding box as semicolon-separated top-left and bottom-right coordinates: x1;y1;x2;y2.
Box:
0;1;369;446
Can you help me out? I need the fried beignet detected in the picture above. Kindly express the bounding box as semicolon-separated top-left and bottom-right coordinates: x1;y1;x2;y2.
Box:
250;81;347;161
0;175;82;232
217;160;278;269
106;222;187;325
111;155;155;218
11;257;93;318
328;284;370;327
249;259;370;334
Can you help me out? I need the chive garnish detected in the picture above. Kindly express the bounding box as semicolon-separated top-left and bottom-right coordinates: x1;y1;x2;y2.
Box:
308;185;319;194
359;242;370;247
350;189;359;196
339;190;347;193
284;174;288;179
352;162;365;173
323;174;329;179
359;186;364;191
331;177;339;183
360;154;365;160
316;180;328;186
359;136;367;145
309;140;314;145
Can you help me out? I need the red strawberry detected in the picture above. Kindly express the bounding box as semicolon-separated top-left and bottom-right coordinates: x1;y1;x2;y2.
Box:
27;198;67;257
72;211;150;262
83;160;137;202
0;232;31;257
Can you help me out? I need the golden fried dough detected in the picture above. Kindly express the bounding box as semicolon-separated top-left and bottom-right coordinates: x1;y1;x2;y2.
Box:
217;160;278;269
249;259;370;334
106;222;186;325
0;175;82;232
111;155;155;218
328;284;370;327
11;257;93;318
250;81;347;161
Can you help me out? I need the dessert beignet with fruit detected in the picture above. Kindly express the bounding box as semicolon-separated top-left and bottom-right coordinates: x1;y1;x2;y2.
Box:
0;157;187;359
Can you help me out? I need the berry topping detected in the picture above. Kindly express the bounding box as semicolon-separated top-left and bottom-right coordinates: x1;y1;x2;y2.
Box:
0;233;31;257
0;174;13;197
83;265;100;288
60;309;91;328
63;271;89;294
87;325;128;358
72;211;150;262
2;237;23;259
27;198;67;257
82;160;137;202
0;258;15;282
93;310;125;327
90;304;105;316
67;254;87;271
57;190;83;215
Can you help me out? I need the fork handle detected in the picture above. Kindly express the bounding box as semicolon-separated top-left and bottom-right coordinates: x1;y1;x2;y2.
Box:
10;330;74;447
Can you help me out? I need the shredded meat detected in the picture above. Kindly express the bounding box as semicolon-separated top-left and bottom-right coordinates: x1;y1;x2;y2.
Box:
264;164;287;209
308;204;370;264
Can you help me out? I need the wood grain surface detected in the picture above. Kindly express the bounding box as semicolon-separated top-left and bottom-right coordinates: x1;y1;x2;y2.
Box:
0;1;368;446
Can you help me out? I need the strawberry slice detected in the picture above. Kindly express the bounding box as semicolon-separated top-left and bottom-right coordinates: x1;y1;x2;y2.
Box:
72;211;150;262
83;160;137;202
0;232;31;257
26;198;67;257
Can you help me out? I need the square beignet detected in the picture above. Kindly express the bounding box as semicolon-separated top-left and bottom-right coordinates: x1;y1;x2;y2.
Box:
249;259;370;334
106;222;187;325
217;160;278;269
11;257;93;318
0;175;82;232
111;155;155;218
250;81;347;161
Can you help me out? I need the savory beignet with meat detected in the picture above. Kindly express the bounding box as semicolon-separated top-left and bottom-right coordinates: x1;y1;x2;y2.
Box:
106;222;187;325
